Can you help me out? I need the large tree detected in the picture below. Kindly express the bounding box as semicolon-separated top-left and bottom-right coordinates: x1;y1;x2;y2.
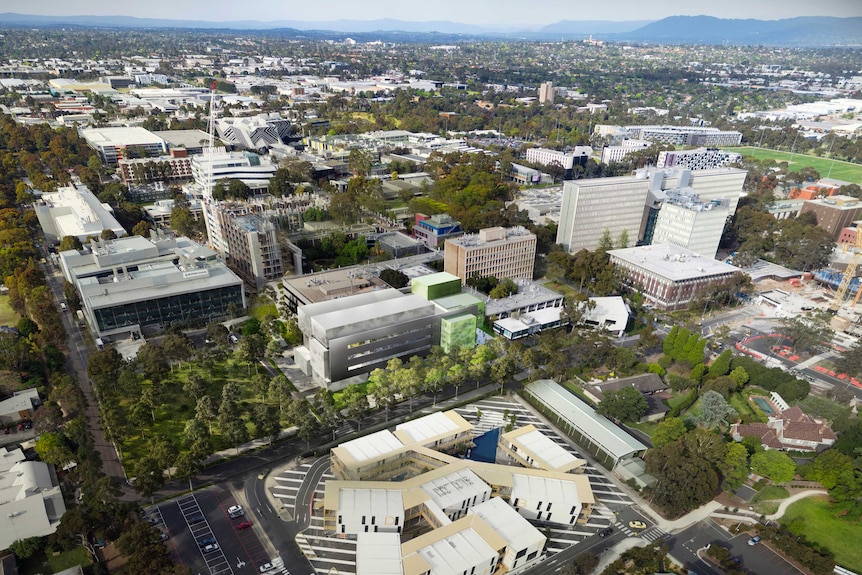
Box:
750;450;796;483
596;387;648;424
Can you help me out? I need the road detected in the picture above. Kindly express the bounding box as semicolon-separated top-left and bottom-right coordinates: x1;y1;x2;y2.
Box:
43;261;127;485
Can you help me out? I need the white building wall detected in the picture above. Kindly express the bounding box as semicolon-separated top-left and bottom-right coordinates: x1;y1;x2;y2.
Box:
652;203;729;259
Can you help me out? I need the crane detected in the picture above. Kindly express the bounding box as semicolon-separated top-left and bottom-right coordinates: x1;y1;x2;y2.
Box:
830;226;862;312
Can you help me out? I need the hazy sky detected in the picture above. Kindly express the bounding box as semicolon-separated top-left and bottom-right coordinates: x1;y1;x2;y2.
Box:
17;0;862;27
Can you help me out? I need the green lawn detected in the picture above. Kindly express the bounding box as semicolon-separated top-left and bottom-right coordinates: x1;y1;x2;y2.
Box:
781;495;862;572
0;294;19;327
730;146;862;183
250;302;278;321
19;546;91;575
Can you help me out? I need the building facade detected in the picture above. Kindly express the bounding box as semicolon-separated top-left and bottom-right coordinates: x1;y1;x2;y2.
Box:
657;147;742;170
525;146;592;171
799;195;862;239
444;227;536;284
651;190;731;258
608;243;741;311
79;126;168;166
59;232;245;337
118;149;193;185
221;212;284;290
624;125;743;146
538;81;555;104
35;184;128;244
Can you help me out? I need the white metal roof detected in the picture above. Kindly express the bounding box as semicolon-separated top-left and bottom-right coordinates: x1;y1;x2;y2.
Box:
339;430;405;464
356;532;403;575
396;411;460;444
511;473;581;507
420;468;489;512
512;429;579;471
339;488;403;519
468;497;545;550
525;380;648;462
416;528;495;575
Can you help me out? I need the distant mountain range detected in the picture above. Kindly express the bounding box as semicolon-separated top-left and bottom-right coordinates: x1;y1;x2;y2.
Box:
0;12;859;46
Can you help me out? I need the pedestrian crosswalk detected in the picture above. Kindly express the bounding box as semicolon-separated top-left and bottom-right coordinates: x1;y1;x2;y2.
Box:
640;526;668;542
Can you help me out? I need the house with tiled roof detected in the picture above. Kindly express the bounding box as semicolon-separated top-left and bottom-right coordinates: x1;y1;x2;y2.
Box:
730;393;836;452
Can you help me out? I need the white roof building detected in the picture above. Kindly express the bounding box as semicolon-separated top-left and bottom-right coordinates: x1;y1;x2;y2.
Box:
334;488;404;535
0;388;40;424
79;126;167;166
356;533;403;575
35;184;127;244
500;425;586;473
420;468;491;521
468;497;546;572
0;447;67;551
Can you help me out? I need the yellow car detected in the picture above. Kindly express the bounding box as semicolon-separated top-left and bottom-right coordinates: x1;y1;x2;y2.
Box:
628;520;647;530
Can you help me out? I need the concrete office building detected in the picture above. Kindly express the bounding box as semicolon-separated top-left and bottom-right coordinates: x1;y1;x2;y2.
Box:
525;146;591;171
608;244;740;311
79;126;168;166
538;81;555;104
118;149;193;185
600;139;651;164
59;232;245;337
651;189;731;258
413;213;462;249
799;195;862;240
0;447;66;551
35;184;127;244
221;212;283;290
657;147;742;170
153;129;214;156
444;227;537;284
191;148;278;195
556;175;651;253
282;266;390;312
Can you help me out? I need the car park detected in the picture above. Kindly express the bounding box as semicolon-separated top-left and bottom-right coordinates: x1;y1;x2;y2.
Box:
748;535;762;546
628;520;647;530
236;521;253;530
599;527;613;538
227;504;244;518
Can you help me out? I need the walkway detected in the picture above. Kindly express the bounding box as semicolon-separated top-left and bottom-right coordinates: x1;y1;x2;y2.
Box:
766;489;828;521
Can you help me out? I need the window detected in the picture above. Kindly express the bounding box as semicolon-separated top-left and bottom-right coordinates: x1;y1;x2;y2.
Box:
527;550;538;561
516;549;527;559
361;516;366;524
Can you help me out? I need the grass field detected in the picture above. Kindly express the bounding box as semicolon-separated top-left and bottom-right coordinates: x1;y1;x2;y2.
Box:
781;495;862;572
0;294;19;327
730;146;862;183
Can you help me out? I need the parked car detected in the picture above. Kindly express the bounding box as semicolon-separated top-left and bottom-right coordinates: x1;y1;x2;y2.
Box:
228;504;244;518
203;543;219;553
236;521;253;530
259;562;274;572
198;537;216;547
748;535;762;546
188;514;204;524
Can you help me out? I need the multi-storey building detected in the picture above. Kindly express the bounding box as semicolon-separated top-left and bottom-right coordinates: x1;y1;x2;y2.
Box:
190;148;278;194
525;146;592;171
215;113;292;150
599;139;651;164
557;166;746;254
58;231;245;337
650;189;731;258
556;175;652;253
221;212;283;290
624;125;743;146
799;195;862;239
538;81;555;104
656;147;742;170
608;244;740;311
79;126;168;166
118;149;193;185
444;227;536;284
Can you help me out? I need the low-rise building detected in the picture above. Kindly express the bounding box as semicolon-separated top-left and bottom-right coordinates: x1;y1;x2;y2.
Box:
0;447;67;551
118;149;193;185
525;147;591;171
609;244;741;311
499;425;586;474
799;195;862;240
35;184;127;244
0;388;40;425
79;126;168;166
413;213;462;249
731;392;836;452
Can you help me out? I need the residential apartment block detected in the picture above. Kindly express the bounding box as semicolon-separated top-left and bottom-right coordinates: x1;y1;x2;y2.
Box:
118;149;193;185
444;227;536;284
599;139;651;164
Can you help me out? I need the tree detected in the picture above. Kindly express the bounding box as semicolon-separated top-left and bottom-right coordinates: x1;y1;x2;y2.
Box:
133;455;165;497
34;431;75;467
652;417;687;448
9;537;45;559
698;390;737;428
348;148;373;177
596;387;648;424
254;403;281;444
343;385;369;430
801;449;854;490
236;333;266;374
58;235;83;251
183;374;207;401
645;439;719;518
750;450;796;483
379;268;409;289
718;442;750;490
132;220;151;237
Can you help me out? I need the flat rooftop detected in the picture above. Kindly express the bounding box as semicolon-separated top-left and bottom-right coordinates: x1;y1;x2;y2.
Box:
394;411;472;445
333;430;405;466
608;243;739;282
153;129;212;149
80;126;165;147
503;425;584;473
284;266;389;305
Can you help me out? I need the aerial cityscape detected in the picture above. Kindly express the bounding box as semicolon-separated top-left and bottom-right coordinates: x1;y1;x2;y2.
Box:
0;3;861;575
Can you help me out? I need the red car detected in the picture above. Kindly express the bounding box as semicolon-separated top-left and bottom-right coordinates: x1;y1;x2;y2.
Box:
236;521;253;530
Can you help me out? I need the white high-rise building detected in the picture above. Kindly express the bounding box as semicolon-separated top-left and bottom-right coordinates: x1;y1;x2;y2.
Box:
538;81;555;104
651;190;730;258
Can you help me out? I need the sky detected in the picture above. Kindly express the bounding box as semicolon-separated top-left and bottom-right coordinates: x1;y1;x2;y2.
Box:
14;0;862;28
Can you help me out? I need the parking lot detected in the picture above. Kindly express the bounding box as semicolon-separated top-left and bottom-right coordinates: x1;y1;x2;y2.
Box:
147;485;279;575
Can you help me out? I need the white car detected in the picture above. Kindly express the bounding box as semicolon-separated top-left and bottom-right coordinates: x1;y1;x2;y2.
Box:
203;543;219;553
228;504;244;518
259;562;274;573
